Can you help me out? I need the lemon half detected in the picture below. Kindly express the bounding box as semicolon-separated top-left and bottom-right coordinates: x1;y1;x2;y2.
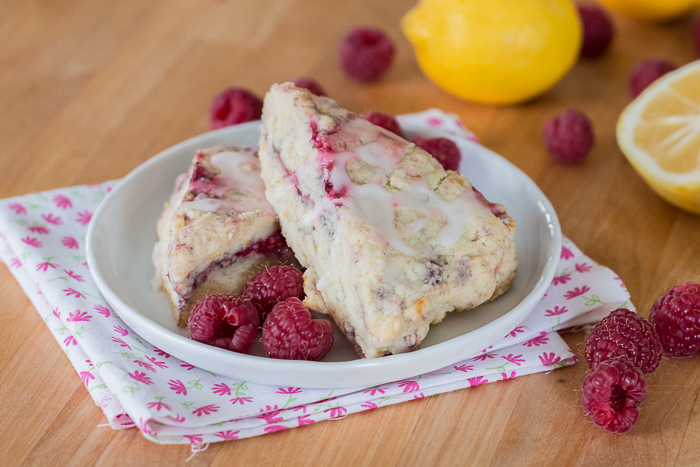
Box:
617;60;700;214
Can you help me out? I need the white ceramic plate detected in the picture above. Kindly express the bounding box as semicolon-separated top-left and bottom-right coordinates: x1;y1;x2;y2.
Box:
87;120;561;388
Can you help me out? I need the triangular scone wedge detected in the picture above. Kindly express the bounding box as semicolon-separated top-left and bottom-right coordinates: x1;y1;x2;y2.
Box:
153;146;296;326
258;84;517;358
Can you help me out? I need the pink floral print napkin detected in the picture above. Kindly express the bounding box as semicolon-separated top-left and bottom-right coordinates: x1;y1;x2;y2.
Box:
0;111;632;445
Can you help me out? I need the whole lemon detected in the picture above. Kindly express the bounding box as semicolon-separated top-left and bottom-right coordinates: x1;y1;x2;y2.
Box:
597;0;700;22
402;0;582;105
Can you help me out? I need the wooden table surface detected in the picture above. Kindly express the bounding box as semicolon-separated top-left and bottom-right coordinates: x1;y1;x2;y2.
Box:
2;0;700;465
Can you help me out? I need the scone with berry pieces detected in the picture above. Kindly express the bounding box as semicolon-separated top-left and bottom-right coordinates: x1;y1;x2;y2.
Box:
258;83;517;358
154;146;296;326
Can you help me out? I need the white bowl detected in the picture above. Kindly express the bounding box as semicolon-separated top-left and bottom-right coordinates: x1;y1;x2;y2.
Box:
87;120;561;388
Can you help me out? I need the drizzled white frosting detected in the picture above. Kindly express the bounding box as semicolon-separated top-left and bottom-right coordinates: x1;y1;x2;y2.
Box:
293;118;488;255
180;149;274;215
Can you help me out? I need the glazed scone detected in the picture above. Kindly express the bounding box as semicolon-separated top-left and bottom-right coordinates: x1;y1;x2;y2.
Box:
154;146;296;326
258;83;518;358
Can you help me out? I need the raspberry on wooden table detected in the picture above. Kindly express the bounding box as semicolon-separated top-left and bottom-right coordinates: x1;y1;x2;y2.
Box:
584;308;662;374
650;282;700;357
291;77;326;97
262;297;334;361
242;265;305;321
577;4;614;59
365;111;405;138
581;358;647;434
628;59;676;98
209;88;263;129
542;109;594;164
338;27;395;82
188;294;260;353
411;135;461;171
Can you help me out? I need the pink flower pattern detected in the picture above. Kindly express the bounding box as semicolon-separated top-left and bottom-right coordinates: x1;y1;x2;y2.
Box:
63;288;85;299
561;246;574;260
94;304;110;317
27;225;50;234
214;430;239;440
129;371;154;385
522;332;549;347
22;236;42;248
67;310;91;322
467;376;488;386
53;194;73;209
80;371;95;386
212;383;232;396
258;406;283;424
168;380;187;395
539;352;562;366
564;285;591;300
61;236;79;249
36;258;58;272
9;203;27;215
544;306;568;317
42;213;62;225
148;400;172;411
64;270;84;282
397;380;420;393
76;210;92;225
552;274;571;285
192;404;219;416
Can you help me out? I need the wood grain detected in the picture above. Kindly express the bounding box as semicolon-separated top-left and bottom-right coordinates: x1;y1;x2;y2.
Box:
2;1;700;465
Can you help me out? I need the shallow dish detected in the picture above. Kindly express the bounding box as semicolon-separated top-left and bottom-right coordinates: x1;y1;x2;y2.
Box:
87;119;561;388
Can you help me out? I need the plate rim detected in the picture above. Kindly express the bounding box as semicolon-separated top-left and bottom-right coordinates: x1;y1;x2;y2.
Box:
86;121;562;386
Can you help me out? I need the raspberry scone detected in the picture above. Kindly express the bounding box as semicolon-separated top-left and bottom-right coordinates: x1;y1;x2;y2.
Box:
258;84;518;358
154;146;295;326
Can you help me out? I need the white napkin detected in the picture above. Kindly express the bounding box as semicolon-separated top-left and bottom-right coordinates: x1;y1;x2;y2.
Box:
0;111;631;444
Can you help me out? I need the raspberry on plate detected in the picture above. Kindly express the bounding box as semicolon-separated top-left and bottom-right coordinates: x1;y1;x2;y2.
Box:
543;109;594;164
365;111;405;138
411;135;461;171
291;77;326;97
650;282;700;357
262;297;334;361
577;4;614;59
584;308;662;374
581;358;647;434
242;265;305;321
628;59;677;98
188;294;260;353
209;88;263;129
338;27;395;82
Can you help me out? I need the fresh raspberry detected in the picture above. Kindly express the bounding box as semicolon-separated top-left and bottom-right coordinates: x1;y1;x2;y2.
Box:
291;77;326;97
650;282;700;357
209;88;263;130
542;109;594;164
364;111;405;138
693;17;700;56
338;27;395;82
577;4;614;59
188;294;260;353
581;358;647;433
242;265;305;321
412;135;461;171
262;297;334;361
584;308;662;374
628;59;676;98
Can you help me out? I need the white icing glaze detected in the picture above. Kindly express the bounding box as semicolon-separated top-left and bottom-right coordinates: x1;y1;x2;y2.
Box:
296;118;489;255
181;150;275;215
